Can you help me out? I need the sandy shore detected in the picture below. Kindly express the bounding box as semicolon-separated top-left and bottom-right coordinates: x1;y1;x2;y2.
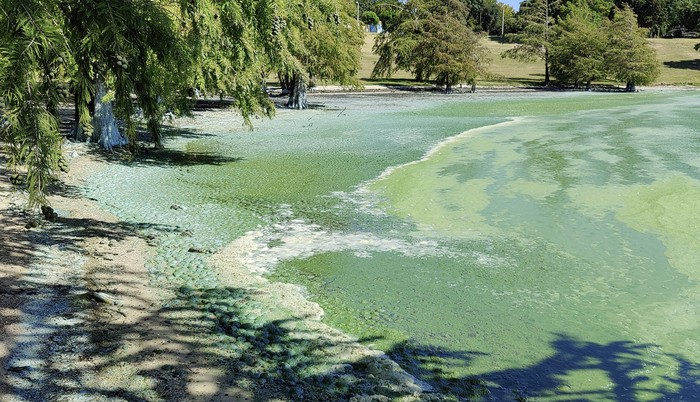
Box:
1;142;235;400
0;135;436;400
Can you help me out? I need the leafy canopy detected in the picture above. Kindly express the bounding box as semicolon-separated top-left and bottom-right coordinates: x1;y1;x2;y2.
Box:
372;0;489;90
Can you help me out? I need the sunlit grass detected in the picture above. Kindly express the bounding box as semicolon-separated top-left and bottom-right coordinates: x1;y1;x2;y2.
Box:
358;33;700;87
650;38;700;86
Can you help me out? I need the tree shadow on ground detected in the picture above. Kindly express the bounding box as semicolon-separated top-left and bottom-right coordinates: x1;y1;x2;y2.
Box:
0;186;39;391
486;76;547;88
0;193;177;399
361;78;436;90
663;60;700;71
0;187;428;400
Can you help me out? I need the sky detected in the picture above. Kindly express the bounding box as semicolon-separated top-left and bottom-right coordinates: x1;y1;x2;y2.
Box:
502;0;521;11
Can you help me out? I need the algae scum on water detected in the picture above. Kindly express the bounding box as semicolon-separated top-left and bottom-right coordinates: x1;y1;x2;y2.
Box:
88;91;700;400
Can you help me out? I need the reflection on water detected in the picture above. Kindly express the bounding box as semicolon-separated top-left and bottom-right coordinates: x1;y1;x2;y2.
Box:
89;91;700;400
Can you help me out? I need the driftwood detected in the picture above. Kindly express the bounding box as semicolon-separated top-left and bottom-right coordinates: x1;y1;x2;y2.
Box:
73;290;120;305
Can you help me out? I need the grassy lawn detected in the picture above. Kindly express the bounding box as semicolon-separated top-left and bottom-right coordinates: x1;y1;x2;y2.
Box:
358;33;700;87
649;38;700;86
357;33;418;86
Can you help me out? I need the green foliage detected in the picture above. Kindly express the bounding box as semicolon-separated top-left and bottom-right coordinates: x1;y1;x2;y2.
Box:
549;2;660;89
550;0;607;87
0;0;363;205
502;0;560;84
0;0;65;207
178;0;275;122
263;0;364;108
500;5;520;35
66;0;192;145
466;0;505;34
614;0;700;37
372;0;404;31
362;11;380;26
605;5;660;89
372;0;489;90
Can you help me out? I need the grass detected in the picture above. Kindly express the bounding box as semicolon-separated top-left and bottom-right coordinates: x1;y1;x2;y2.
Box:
358;33;700;87
649;38;700;86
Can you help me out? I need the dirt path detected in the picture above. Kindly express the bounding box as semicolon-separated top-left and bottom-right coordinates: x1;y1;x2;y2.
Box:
0;143;235;401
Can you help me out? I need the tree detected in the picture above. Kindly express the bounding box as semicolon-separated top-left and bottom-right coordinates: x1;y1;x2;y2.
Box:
373;0;404;31
500;4;520;35
502;0;560;85
362;10;380;26
0;0;65;208
614;0;669;37
605;5;660;91
550;0;607;88
60;1;191;149
178;0;280;125
263;0;364;109
372;0;489;91
0;0;320;206
468;0;504;34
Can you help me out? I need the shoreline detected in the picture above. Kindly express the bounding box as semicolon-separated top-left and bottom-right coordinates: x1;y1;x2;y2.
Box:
302;83;700;95
3;87;699;400
0;130;436;400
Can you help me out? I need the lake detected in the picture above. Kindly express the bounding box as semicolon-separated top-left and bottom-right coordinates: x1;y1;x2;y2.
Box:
89;90;700;400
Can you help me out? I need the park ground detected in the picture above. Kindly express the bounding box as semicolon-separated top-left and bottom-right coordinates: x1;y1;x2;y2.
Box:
1;34;699;401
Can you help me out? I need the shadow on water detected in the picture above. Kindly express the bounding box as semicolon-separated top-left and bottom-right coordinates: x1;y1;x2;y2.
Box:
132;147;244;167
380;332;700;401
3;186;699;400
663;59;700;71
65;133;245;168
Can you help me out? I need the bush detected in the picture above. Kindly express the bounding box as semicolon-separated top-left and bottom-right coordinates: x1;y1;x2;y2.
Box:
362;11;380;26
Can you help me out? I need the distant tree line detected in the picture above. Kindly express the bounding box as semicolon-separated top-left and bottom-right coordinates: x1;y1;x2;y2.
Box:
372;0;660;90
360;0;700;37
503;0;659;89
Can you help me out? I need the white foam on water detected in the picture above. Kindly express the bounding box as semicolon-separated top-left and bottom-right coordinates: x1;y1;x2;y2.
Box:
239;218;459;274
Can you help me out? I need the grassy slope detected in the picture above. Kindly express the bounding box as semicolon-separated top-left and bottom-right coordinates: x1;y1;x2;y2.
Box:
358;34;700;87
649;38;700;86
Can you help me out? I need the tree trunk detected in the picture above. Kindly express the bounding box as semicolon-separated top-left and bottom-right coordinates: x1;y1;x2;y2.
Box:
93;75;128;150
148;116;163;150
625;81;636;92
544;48;550;86
444;73;452;93
287;73;308;110
279;73;292;96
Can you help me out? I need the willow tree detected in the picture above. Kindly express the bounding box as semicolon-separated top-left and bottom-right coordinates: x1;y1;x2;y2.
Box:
59;0;191;149
372;0;488;91
0;0;282;206
0;0;66;207
262;0;364;109
502;0;560;85
177;0;275;121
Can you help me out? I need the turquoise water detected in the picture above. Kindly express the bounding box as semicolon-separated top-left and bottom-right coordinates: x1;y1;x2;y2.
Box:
88;91;700;400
